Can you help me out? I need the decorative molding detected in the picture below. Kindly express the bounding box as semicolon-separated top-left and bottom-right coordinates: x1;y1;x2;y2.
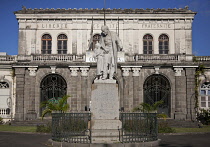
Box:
122;68;131;77
121;66;142;68
50;66;56;74
70;68;79;76
174;68;183;76
68;66;90;68
0;75;5;82
12;66;38;68
80;68;89;77
154;66;160;74
132;68;141;76
173;66;198;68
28;67;37;76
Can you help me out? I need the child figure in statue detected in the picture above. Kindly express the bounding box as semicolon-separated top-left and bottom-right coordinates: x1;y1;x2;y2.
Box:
94;42;104;79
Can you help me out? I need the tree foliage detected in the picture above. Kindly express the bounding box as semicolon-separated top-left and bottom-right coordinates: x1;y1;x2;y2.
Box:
133;100;164;113
41;95;70;119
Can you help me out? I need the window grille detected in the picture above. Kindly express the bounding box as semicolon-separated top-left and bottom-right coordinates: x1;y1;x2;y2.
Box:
143;74;171;116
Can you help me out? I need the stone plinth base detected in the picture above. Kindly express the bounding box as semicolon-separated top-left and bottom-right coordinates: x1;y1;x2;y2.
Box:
91;80;119;120
91;80;120;143
48;139;161;147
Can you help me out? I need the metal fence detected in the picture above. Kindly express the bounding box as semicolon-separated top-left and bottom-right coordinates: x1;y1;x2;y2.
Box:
52;113;91;143
119;113;158;143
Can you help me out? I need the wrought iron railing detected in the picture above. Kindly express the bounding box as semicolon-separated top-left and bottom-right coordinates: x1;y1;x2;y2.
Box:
52;113;91;143
119;113;158;143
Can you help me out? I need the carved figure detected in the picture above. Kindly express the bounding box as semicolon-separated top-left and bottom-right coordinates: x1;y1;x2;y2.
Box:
94;42;104;79
99;25;123;80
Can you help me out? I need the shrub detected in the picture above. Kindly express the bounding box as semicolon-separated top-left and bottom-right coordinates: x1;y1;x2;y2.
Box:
36;123;51;133
197;108;210;125
0;117;4;125
158;121;176;133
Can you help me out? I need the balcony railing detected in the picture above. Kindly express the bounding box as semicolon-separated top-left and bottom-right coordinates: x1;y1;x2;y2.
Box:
0;54;205;63
135;54;179;62
32;54;85;62
0;108;11;118
0;55;16;62
193;56;210;62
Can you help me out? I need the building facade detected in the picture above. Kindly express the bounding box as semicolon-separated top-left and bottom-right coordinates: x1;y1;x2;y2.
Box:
0;6;209;122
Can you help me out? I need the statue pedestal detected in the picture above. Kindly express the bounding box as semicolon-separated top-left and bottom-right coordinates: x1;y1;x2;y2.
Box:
91;79;121;143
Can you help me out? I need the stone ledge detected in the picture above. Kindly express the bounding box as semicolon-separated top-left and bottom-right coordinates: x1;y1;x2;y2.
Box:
48;139;161;147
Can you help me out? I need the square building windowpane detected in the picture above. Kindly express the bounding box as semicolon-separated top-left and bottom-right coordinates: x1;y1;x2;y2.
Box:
201;102;206;107
201;97;206;101
201;90;206;95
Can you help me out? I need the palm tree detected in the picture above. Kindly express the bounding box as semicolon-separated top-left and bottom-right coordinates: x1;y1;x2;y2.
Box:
133;100;163;113
41;95;70;119
133;100;167;119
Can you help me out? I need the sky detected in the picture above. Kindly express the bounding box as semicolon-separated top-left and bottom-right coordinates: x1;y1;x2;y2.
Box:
0;0;210;56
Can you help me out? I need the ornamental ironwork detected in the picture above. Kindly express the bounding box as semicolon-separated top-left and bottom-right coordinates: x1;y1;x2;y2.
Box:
120;113;158;143
0;82;9;88
201;82;210;89
143;74;171;116
40;74;67;114
52;113;91;143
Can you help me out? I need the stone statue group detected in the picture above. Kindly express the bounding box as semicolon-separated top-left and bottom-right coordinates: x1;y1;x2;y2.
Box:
94;25;123;80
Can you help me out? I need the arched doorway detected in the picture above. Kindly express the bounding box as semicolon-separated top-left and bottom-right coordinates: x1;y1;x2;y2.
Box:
40;74;67;115
143;74;171;116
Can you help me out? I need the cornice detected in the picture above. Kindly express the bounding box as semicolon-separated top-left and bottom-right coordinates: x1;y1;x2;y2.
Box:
14;6;197;15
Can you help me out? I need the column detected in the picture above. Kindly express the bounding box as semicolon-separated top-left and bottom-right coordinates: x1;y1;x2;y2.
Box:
26;67;38;120
186;68;196;120
174;68;187;120
15;68;25;121
132;68;141;108
122;68;130;111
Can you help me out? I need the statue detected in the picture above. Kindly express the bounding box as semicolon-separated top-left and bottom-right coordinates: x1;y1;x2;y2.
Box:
95;25;123;80
94;42;104;79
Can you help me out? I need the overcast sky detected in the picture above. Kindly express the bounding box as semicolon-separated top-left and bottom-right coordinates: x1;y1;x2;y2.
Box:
0;0;210;55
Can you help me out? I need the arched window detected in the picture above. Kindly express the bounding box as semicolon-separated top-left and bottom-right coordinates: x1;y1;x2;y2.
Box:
159;34;169;54
40;74;67;115
90;34;101;50
57;34;68;54
41;34;52;54
143;74;171;116
200;82;210;108
0;82;10;115
143;34;153;54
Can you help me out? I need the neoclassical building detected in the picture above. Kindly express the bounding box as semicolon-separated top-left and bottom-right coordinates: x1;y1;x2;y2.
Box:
0;6;209;122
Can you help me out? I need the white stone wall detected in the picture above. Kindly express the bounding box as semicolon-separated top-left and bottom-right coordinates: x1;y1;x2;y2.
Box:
16;13;195;56
0;68;15;120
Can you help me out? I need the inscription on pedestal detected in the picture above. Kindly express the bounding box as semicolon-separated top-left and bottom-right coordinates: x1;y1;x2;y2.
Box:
91;81;119;120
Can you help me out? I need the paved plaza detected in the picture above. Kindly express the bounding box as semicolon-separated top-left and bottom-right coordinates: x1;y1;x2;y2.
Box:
0;132;210;147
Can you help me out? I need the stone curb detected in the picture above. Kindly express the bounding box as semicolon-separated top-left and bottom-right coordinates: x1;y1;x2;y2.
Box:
1;131;210;136
48;139;161;147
